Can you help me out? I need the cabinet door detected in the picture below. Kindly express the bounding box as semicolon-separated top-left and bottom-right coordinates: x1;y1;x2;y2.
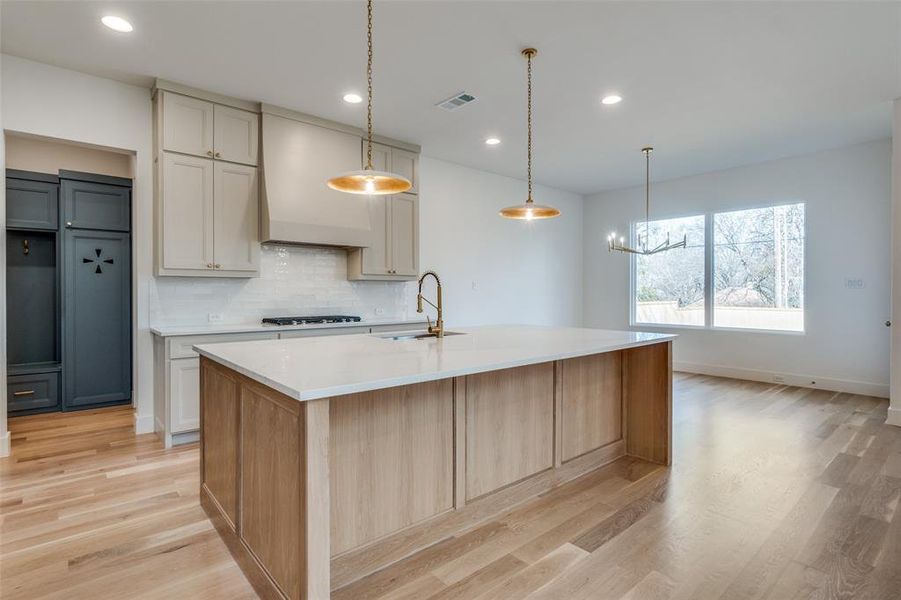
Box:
170;358;200;433
391;148;419;194
63;230;131;408
214;105;259;166
162;92;214;158
62;179;130;232
213;162;259;272
362;196;390;275
390;194;418;276
365;141;391;171
161;152;215;271
6;178;59;230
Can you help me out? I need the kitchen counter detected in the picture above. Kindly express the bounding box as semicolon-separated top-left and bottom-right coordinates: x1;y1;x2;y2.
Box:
150;317;423;337
194;324;674;401
198;324;674;599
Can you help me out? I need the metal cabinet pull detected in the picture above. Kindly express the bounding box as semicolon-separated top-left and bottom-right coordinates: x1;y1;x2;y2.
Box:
65;221;73;228
206;150;214;157
207;263;213;269
215;264;221;269
214;152;221;158
13;390;35;397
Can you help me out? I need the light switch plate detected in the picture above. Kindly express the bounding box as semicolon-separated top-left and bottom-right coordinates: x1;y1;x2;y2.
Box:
208;313;223;323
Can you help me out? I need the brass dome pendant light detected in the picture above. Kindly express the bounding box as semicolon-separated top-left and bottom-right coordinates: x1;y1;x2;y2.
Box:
499;48;561;220
327;0;411;195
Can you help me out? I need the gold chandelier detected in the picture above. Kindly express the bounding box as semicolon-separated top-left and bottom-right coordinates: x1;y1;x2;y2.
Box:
327;0;411;195
608;147;686;255
499;48;560;220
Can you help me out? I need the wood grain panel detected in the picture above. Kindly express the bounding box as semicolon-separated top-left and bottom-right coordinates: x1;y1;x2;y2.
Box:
330;378;454;555
240;382;302;600
465;363;555;500
303;399;331;600
560;352;623;462
200;358;239;527
623;342;672;465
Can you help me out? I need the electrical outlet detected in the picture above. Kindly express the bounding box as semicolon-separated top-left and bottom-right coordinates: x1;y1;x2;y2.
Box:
374;307;385;316
773;375;785;384
208;313;223;323
472;280;479;291
845;278;864;289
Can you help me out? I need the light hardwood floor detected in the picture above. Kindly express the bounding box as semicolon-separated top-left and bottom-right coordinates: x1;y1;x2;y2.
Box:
2;374;901;599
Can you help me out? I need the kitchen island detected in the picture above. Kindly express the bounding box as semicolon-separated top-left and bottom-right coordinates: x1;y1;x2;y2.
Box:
195;325;674;600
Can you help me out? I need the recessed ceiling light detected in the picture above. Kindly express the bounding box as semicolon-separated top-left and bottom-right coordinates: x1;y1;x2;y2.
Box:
101;15;133;33
485;137;501;146
343;93;363;104
601;94;623;105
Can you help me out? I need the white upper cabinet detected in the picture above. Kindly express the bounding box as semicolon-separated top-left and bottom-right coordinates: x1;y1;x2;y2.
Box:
364;141;418;194
213;104;259;166
214;162;260;272
391;148;419;195
390;194;418;276
161;153;214;271
162;93;215;158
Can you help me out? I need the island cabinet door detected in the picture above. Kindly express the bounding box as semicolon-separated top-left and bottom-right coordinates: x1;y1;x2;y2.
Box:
465;363;555;500
559;352;623;462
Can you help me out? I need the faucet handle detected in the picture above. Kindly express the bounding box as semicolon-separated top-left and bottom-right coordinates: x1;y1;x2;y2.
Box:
426;315;433;333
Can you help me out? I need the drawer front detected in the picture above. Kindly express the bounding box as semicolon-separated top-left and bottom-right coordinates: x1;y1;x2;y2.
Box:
167;332;278;359
277;327;366;339
7;178;59;230
8;372;60;413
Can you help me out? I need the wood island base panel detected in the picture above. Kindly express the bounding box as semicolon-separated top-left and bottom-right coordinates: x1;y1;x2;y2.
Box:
198;339;672;600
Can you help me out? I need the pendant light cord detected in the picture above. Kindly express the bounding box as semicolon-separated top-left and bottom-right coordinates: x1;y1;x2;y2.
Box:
365;0;374;170
526;51;533;203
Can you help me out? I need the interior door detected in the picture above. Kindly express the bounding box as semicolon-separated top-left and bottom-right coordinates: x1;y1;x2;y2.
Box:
63;229;131;408
390;194;418;276
213;162;259;272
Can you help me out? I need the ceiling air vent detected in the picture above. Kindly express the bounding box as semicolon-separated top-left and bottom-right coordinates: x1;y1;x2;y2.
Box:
436;92;476;111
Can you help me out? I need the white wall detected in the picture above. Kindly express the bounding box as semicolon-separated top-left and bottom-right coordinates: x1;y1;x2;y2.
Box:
584;140;892;397
1;54;155;434
890;100;901;425
419;157;583;327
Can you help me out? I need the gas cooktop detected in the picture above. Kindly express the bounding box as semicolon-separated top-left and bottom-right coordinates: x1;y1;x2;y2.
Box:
262;315;362;326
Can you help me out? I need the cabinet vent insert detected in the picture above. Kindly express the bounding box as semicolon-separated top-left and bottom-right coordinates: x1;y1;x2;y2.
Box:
436;92;477;111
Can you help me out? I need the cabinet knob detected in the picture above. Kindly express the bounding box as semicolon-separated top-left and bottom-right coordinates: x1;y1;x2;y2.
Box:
207;263;213;268
215;264;221;269
206;150;214;157
65;221;73;228
214;152;221;158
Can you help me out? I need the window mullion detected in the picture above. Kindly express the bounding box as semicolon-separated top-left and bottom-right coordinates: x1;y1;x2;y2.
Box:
705;213;714;329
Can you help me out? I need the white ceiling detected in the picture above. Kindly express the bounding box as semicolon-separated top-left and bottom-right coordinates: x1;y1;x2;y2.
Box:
2;1;899;194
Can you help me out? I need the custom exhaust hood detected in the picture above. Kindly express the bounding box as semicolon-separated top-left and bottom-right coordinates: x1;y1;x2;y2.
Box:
260;107;374;248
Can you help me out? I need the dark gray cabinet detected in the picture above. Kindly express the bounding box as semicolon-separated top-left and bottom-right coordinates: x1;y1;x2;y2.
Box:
6;170;132;416
7;174;59;231
62;176;130;232
63;229;131;408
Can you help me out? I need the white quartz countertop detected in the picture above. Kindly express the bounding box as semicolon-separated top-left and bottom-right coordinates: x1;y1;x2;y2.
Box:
194;325;676;402
150;318;424;337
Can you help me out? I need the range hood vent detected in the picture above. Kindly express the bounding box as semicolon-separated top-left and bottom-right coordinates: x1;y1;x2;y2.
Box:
261;110;373;248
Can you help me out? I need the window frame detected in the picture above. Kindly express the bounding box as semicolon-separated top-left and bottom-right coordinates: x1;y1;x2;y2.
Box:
629;201;807;335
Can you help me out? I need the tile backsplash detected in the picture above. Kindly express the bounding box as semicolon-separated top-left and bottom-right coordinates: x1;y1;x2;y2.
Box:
150;245;416;326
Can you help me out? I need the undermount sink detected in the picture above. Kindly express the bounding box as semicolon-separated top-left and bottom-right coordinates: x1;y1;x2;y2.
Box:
375;331;466;341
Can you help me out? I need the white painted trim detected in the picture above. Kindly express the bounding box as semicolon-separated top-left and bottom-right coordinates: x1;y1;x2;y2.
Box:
135;413;155;435
0;431;9;458
674;361;889;398
887;407;901;427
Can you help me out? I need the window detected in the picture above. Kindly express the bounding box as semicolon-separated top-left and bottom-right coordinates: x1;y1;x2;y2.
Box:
631;203;805;333
713;204;804;331
634;215;706;326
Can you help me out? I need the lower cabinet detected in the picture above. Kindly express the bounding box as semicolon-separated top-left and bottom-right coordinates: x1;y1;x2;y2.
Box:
7;371;60;414
169;358;200;433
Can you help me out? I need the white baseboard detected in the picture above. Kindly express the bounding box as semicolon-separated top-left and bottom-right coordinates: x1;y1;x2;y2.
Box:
674;361;889;399
887;407;901;427
0;430;9;458
134;413;155;435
